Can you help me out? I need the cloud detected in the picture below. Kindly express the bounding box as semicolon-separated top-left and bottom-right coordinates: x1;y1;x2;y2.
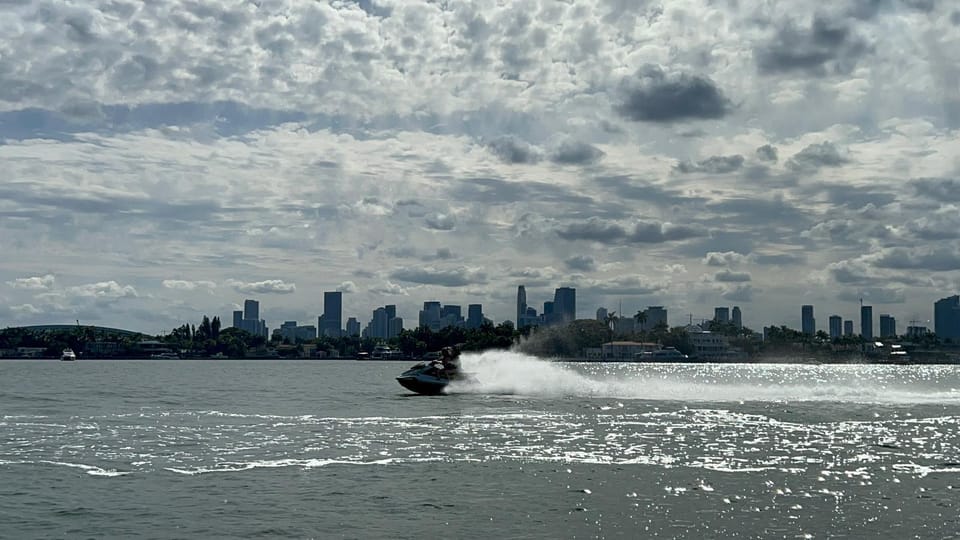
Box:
7;274;55;290
614;65;732;123
485;136;542;164
424;213;456;231
584;275;668;296
389;266;487;287
369;281;409;296
11;304;43;315
721;284;756;302
715;270;752;283
786;142;849;172
868;247;960;272
755;144;778;163
336;281;357;293
837;287;906;304
226;279;296;294
550;140;604;165
704;251;750;267
755;16;871;77
911;178;960;202
564;255;596;272
556;218;706;244
162;279;216;291
674;154;744;174
66;281;138;298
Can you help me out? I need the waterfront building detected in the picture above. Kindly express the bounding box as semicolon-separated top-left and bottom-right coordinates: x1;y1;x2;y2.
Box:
829;315;842;339
879;314;896;339
732;306;742;329
322;291;343;337
935;295;960;341
801;305;815;335
844;320;854;337
861;305;873;340
686;325;730;359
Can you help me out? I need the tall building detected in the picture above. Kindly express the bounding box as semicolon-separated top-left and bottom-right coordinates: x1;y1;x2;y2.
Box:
714;307;730;323
861;305;873;340
244;299;259;322
345;317;360;337
232;310;243;329
844;320;854;337
322;291;343;337
829;315;842;339
935;295;960;341
553;287;576;324
645;306;668;329
879;314;896;338
596;307;608;322
516;286;528;329
467;304;483;329
419;301;442;330
801;305;815;335
732;306;742;329
280;321;298;342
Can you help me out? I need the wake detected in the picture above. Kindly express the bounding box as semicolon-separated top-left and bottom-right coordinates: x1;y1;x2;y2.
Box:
449;350;960;404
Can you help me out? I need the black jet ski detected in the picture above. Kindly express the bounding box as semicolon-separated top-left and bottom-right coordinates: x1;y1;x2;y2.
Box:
396;360;474;395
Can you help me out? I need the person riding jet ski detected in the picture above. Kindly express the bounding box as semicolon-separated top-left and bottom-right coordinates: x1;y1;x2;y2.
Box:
433;346;461;377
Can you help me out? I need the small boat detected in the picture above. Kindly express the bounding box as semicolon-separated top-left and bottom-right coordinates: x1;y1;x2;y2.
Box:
60;348;76;361
396;361;473;395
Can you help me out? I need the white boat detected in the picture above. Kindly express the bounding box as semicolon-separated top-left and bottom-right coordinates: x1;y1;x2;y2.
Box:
150;352;180;359
636;347;689;362
60;348;76;361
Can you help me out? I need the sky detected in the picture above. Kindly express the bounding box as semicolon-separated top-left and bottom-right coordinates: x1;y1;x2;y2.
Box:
1;0;959;334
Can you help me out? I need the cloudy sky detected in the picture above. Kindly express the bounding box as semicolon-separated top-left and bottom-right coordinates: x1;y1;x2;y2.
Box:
2;0;959;334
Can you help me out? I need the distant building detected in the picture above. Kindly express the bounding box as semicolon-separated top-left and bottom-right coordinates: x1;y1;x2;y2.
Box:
345;317;361;337
366;306;403;338
280;321;298;342
517;286;528;329
801;305;815;335
714;307;730;323
829;315;842;339
601;341;659;360
244;299;259;322
935;295;960;341
686;325;730;359
906;325;929;339
645;306;668;329
861;305;873;340
322;291;343;337
419;301;442;330
467;304;483;329
553;287;576;324
296;325;317;341
239;299;267;337
879;314;896;338
232;310;243;329
596;307;608;322
844;320;854;337
732;306;742;329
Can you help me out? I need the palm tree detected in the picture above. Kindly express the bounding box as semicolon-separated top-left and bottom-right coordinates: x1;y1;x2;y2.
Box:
603;311;617;342
634;310;648;334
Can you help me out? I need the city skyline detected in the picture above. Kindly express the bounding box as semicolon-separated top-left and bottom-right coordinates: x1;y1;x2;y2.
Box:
1;1;959;334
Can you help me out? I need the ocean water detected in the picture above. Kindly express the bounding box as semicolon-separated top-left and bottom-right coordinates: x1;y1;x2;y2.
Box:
2;353;960;539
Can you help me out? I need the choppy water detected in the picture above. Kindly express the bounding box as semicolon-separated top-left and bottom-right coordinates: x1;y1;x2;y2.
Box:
2;353;960;538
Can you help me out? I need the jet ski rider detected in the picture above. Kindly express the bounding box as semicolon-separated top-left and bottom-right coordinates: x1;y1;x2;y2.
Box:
437;346;461;376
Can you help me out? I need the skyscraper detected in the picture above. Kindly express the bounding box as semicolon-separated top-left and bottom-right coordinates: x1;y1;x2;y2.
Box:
844;320;854;336
322;291;343;337
732;306;742;329
467;304;483;329
517;286;527;328
714;307;730;323
935;295;960;341
345;317;360;337
801;305;815;335
553;287;576;324
244;299;259;322
645;306;668;329
596;307;608;322
232;310;243;329
879;314;896;338
861;305;873;340
829;315;842;339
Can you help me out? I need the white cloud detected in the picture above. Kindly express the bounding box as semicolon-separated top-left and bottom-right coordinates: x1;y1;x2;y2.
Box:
66;281;138;298
370;281;409;296
162;279;216;291
7;274;55;290
225;279;296;294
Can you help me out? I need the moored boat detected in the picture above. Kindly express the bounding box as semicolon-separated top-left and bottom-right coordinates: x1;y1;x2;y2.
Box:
60;348;76;361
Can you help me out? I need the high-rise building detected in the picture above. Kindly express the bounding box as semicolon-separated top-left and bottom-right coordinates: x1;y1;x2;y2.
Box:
879;314;896;338
517;286;528;328
829;315;842;339
322;291;343;337
280;321;298;342
295;325;317;341
244;299;259;322
467;304;483;329
345;317;360;337
554;287;576;324
861;305;873;340
828;315;842;339
714;307;730;323
801;305;815;335
732;306;742;329
645;306;668;329
596;307;608;322
232;310;243;329
844;320;854;336
419;301;442;330
935;295;960;341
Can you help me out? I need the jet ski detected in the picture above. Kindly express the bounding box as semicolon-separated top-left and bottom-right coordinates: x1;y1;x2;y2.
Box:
397;346;472;395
